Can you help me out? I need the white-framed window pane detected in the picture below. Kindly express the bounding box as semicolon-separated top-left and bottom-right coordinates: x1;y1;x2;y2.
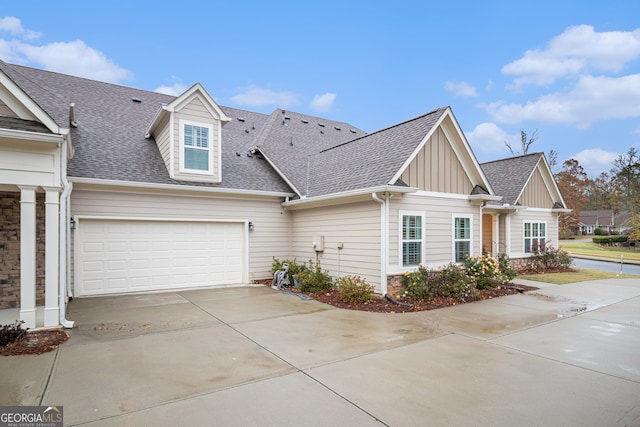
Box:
402;214;423;267
184;147;209;170
184;124;209;148
455;241;470;263
524;221;546;253
403;242;421;266
455;217;470;239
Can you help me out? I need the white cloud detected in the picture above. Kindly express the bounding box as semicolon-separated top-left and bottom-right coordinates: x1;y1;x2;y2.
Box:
16;40;132;83
572;148;620;176
483;74;640;127
465;122;517;154
0;16;41;40
503;25;640;87
0;16;131;84
154;82;188;96
310;92;336;112
231;86;298;108
444;81;477;97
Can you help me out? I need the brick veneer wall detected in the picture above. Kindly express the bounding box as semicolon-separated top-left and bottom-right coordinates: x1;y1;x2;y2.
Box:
0;192;46;309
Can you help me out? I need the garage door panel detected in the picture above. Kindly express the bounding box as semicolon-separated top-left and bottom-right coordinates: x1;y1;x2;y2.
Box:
77;219;244;296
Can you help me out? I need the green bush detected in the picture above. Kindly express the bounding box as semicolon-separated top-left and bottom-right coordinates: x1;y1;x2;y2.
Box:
336;275;374;303
271;257;304;277
525;243;572;272
297;260;333;292
0;320;27;347
462;255;502;289
594;227;603;235
497;253;518;282
593;235;628;244
438;264;478;299
402;264;433;300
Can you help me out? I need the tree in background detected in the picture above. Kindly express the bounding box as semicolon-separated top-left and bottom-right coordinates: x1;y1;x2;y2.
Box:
584;171;615;211
610;147;640;216
555;159;589;234
505;129;538;156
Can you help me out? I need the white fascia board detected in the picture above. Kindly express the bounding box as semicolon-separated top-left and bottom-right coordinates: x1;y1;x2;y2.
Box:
468;194;503;204
144;105;169;138
69;177;295;199
0;70;61;134
169;83;231;124
282;185;418;208
0;127;64;144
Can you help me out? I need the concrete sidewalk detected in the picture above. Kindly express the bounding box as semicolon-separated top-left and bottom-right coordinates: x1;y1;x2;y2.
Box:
1;279;639;426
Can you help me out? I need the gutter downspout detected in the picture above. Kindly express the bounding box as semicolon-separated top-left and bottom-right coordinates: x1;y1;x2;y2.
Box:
58;136;74;329
372;193;387;295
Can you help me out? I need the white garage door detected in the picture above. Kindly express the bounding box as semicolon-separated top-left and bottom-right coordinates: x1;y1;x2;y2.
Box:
77;219;244;296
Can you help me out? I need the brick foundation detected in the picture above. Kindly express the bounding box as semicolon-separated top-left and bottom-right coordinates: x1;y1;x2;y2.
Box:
0;192;46;310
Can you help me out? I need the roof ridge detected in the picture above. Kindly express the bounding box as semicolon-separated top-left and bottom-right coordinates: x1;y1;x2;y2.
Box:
317;106;449;154
480;152;543;165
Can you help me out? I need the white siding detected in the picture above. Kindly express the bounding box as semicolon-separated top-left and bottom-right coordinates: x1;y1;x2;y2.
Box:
389;194;480;274
507;209;560;258
290;201;382;290
0;140;60;187
70;189;291;289
155;114;171;173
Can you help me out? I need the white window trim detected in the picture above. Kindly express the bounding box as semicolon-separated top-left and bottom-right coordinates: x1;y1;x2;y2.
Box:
452;214;473;263
399;210;425;267
179;119;214;175
523;220;547;253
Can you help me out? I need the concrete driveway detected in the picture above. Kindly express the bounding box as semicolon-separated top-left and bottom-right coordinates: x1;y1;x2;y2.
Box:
1;278;639;426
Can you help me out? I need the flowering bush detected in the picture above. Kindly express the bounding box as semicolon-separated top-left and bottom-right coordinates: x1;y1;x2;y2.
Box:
525;243;572;272
402;263;432;300
462;254;515;289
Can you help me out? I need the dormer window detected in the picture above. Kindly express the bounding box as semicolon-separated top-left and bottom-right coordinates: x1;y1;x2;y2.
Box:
180;119;213;174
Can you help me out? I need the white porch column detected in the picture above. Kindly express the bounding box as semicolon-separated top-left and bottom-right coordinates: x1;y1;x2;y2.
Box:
493;214;501;255
19;186;37;329
44;187;60;327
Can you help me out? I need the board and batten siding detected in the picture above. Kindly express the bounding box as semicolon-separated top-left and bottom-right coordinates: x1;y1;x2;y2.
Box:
70;189;291;289
518;167;555;208
172;96;221;182
400;127;473;195
290;201;382;290
389;194;480;274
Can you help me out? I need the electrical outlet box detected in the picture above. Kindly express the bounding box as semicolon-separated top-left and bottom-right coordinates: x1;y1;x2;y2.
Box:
312;235;324;252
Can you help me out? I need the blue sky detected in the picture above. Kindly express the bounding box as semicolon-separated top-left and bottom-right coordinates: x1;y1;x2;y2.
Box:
1;1;639;177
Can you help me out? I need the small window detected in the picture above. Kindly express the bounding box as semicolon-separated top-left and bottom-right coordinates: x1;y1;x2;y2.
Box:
454;216;472;262
401;213;424;266
181;120;213;173
524;221;546;253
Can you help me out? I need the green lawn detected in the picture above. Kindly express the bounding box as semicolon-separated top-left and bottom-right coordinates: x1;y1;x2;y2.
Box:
559;240;640;262
518;268;638;284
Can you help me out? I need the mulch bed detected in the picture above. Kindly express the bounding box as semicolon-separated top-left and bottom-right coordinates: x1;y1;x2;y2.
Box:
0;329;70;357
268;283;539;313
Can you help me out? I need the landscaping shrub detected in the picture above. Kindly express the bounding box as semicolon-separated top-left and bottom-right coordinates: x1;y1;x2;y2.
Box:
336;275;374;303
438;264;478;299
462;255;505;289
594;227;602;235
525;243;572;272
271;257;304;277
297;260;333;292
402;263;477;301
592;235;628;244
497;253;518;282
0;320;27;347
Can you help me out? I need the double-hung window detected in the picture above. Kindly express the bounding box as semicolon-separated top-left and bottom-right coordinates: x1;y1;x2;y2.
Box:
401;212;424;267
524;221;546;253
453;215;472;262
181;120;213;173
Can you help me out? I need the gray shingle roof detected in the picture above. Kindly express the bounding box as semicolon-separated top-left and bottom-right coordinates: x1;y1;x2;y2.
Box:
0;62;294;193
480;153;544;205
305;108;448;197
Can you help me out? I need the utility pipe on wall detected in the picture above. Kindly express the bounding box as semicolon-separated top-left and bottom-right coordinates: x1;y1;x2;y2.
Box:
371;192;387;295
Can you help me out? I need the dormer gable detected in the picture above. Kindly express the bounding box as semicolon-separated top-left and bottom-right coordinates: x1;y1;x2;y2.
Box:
145;83;231;183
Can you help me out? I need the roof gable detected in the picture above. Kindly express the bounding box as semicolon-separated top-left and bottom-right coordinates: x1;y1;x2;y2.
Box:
481;153;566;208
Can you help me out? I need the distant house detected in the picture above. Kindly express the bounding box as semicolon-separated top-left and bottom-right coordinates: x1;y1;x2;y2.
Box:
579;210;615;234
0;61;569;328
